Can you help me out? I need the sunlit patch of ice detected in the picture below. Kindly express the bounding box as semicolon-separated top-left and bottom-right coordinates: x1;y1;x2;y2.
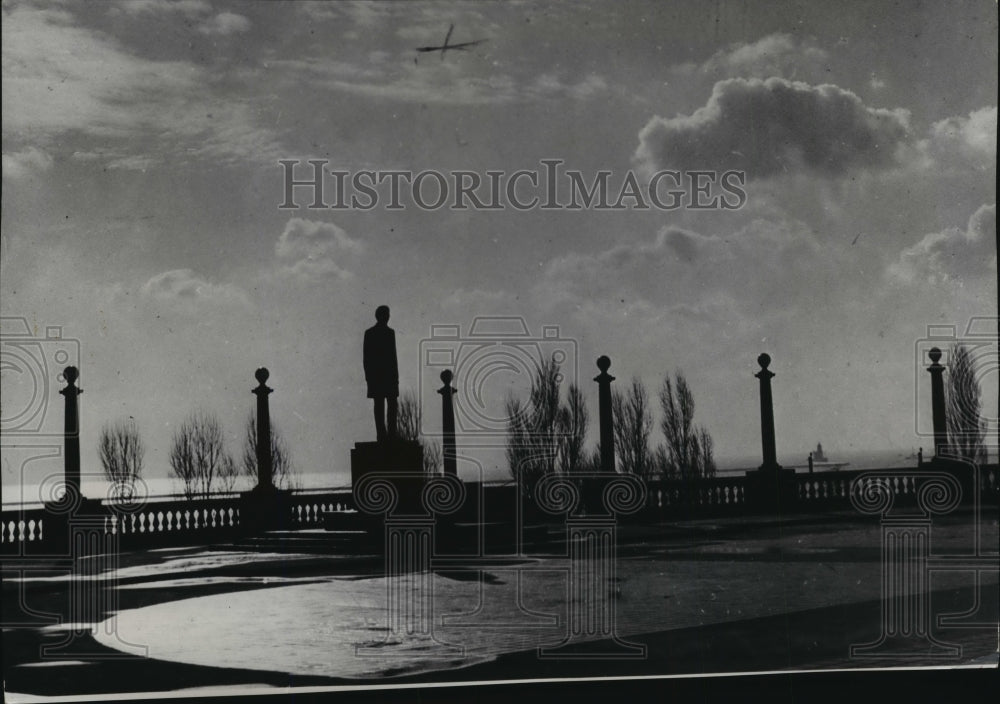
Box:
16;660;94;667
91;554;915;679
117;575;349;590
40;622;100;632
11;551;323;582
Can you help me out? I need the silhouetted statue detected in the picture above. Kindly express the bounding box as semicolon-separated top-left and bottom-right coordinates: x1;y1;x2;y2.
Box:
364;305;399;441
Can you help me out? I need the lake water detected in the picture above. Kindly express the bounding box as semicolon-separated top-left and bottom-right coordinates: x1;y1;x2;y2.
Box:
4;446;991;508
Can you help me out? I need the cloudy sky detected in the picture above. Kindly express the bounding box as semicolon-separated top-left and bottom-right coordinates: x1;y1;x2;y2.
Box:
2;0;997;493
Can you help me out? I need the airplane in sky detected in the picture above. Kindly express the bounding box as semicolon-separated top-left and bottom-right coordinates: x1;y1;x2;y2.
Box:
415;24;487;60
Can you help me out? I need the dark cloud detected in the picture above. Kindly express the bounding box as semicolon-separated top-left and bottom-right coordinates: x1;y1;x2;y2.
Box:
634;78;912;178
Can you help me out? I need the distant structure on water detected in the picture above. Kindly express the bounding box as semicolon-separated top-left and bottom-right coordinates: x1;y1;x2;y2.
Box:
806;443;850;472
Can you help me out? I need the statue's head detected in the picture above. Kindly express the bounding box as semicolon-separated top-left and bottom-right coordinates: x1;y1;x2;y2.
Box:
375;305;390;324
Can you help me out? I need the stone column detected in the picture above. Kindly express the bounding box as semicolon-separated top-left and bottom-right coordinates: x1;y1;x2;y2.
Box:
594;356;616;473
241;368;290;533
60;366;82;502
438;370;457;477
927;348;948;459
755;354;780;471
747;354;796;515
252;367;273;490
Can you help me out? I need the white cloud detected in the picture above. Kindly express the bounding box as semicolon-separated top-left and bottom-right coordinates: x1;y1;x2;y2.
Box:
1;5;281;164
692;33;831;79
2;146;53;179
106;154;156;171
634;77;912;178
197;12;252;36
888;204;997;285
927;106;997;164
275;218;364;281
114;0;211;17
140;269;250;306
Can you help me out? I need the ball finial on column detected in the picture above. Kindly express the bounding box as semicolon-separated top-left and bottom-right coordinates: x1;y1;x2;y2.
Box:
757;353;771;370
440;369;453;385
255;367;270;384
597;355;611;373
928;347;942;364
64;366;79;384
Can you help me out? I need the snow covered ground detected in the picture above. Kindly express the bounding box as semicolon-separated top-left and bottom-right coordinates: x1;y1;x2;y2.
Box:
88;520;997;680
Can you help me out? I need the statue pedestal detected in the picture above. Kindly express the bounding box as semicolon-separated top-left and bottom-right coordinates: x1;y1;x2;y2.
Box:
351;440;423;482
41;496;105;557
351;440;424;515
745;465;798;515
240;485;292;533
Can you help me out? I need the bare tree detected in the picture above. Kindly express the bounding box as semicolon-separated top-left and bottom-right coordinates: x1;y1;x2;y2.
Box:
99;418;145;500
652;443;673;479
169;412;232;499
947;344;988;464
698;426;717;478
242;410;296;490
582;446;603;473
557;383;588;474
612;378;654;476
396;390;422;443
506;355;563;495
396;390;442;474
216;454;242;493
659;372;715;479
422;439;443;475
